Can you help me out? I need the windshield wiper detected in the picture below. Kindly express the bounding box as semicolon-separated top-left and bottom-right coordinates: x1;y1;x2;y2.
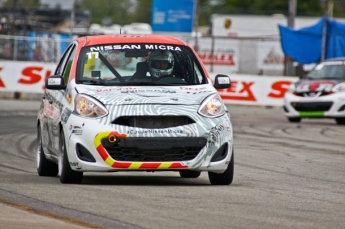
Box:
81;79;107;85
98;53;125;83
123;81;161;86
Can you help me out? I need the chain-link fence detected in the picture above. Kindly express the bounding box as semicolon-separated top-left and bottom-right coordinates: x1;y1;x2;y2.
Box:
0;34;74;63
0;33;287;76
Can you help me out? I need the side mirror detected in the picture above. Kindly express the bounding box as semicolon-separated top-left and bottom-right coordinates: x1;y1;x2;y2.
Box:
45;75;67;90
214;74;231;89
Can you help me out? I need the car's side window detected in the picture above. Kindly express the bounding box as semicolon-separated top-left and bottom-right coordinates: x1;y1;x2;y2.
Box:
55;44;76;85
63;47;76;85
55;45;73;76
193;61;204;84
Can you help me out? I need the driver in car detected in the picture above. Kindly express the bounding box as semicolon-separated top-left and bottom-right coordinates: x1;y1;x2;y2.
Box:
147;50;174;78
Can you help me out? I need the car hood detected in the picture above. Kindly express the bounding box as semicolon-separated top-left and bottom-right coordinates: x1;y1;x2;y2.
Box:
295;79;343;93
75;85;216;105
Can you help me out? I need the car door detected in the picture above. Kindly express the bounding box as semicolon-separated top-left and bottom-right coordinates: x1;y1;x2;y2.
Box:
42;43;76;158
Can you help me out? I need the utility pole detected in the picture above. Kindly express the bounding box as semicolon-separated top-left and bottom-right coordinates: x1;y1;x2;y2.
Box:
70;0;75;37
285;0;297;76
193;0;199;52
328;0;333;18
321;0;333;62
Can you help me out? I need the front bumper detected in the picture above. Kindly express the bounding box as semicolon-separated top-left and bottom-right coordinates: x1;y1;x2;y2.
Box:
63;105;233;173
283;92;345;118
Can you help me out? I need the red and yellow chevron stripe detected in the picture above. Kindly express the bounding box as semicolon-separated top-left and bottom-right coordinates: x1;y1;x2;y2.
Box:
94;131;188;169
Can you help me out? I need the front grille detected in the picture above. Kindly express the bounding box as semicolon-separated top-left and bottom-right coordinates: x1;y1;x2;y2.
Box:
294;91;333;97
291;102;333;112
102;137;207;162
112;116;195;128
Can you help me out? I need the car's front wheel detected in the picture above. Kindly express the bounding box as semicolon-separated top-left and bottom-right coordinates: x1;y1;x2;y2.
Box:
59;130;83;184
37;125;58;176
288;117;301;123
208;150;234;185
179;170;201;178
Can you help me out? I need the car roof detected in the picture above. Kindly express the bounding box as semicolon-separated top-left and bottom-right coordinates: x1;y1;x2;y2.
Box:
77;34;189;47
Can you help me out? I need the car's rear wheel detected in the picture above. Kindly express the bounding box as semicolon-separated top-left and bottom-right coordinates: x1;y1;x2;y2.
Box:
179;170;201;178
288;117;301;123
208;150;234;185
37;125;58;176
335;118;345;125
59;130;83;184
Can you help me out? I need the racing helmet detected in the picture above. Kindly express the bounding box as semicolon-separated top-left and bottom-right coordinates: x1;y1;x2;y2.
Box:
147;50;174;77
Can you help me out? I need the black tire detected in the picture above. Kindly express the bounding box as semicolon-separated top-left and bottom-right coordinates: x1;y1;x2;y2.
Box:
36;125;58;176
335;118;345;125
288;117;301;123
59;130;83;184
208;150;234;185
179;170;201;178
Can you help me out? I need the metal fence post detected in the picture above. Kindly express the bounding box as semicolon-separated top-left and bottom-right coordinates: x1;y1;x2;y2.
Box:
13;38;18;61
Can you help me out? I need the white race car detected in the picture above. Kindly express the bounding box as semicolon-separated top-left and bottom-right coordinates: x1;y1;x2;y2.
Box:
283;58;345;125
37;34;234;185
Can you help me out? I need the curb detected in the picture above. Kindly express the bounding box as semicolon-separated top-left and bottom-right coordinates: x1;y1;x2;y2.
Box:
0;92;42;100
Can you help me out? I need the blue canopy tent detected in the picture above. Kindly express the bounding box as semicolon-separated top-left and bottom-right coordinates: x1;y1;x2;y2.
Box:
279;16;345;64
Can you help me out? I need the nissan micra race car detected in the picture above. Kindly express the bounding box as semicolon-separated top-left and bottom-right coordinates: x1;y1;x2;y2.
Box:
283;58;345;125
37;34;234;185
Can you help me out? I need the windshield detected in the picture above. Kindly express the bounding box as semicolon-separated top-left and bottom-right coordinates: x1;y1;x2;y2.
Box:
306;61;345;80
77;44;207;86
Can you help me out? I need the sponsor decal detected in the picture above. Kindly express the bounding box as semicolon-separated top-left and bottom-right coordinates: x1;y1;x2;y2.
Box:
18;66;52;90
208;125;225;145
218;80;256;101
120;89;176;94
95;87;141;93
70;125;83;135
90;44;182;52
263;49;284;65
268;80;292;98
0;67;5;87
297;80;335;93
70;162;82;169
72;129;83;135
198;52;235;66
224;18;231;29
180;86;211;94
65;87;73;104
66;93;73;104
180;86;207;91
186;90;212;94
96;88;117;93
61;108;72;124
70;125;82;130
127;129;183;134
43;100;60;119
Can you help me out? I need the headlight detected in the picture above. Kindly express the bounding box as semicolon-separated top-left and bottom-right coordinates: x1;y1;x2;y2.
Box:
74;94;108;118
287;83;296;93
198;94;226;118
332;82;345;93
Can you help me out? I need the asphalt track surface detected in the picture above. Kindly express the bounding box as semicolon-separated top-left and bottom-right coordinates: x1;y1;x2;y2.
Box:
0;98;344;229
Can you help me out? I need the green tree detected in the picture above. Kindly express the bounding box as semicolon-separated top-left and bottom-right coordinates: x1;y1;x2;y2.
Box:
77;0;345;27
78;0;136;25
3;0;40;8
135;0;152;24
